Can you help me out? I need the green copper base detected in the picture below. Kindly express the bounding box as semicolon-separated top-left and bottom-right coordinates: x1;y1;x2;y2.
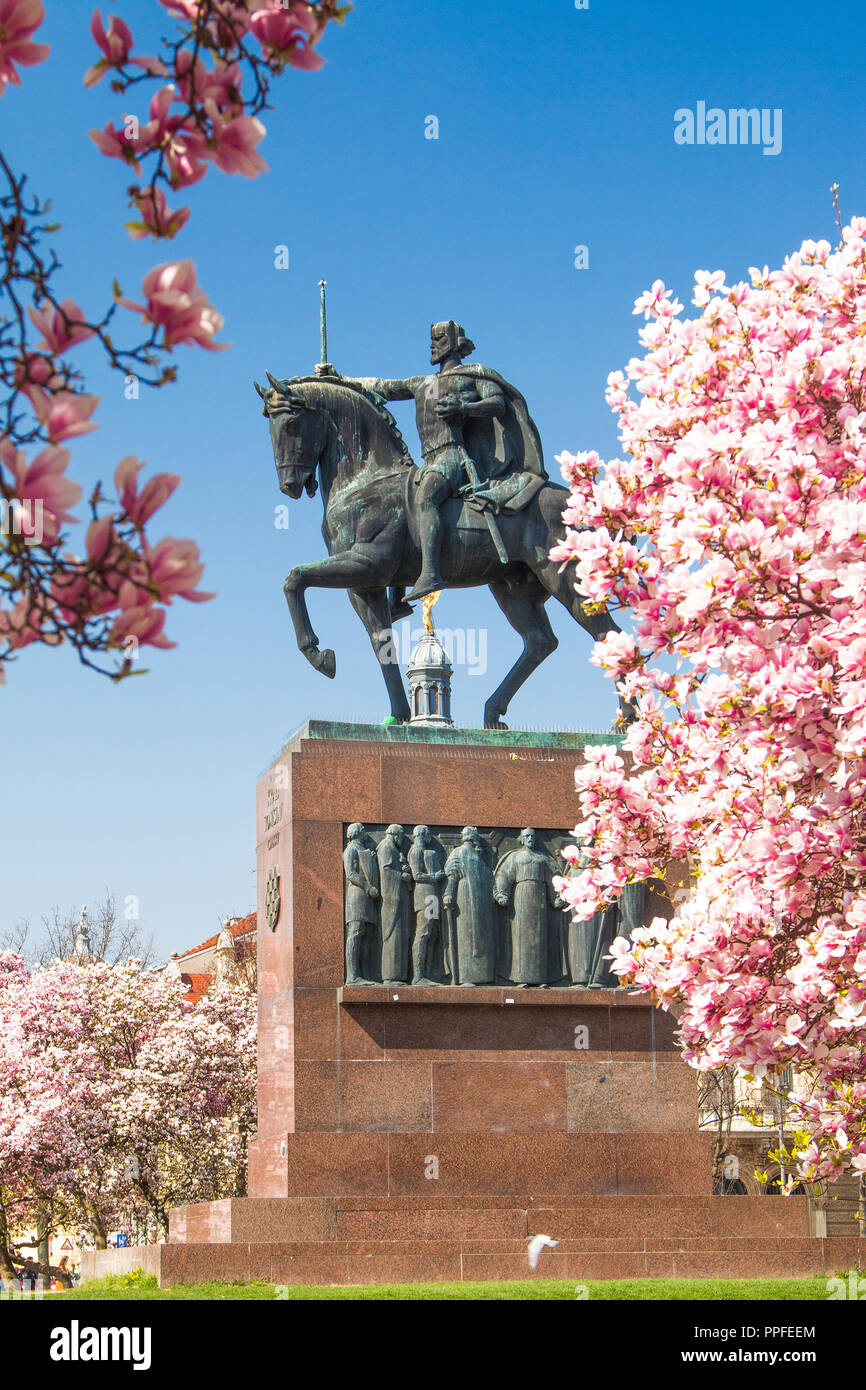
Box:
278;718;623;756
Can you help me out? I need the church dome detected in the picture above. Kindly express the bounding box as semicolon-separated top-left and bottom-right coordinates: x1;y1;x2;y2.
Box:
408;631;452;675
407;629;453;727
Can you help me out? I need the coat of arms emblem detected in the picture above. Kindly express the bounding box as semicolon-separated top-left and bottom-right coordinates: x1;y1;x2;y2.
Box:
265;865;281;932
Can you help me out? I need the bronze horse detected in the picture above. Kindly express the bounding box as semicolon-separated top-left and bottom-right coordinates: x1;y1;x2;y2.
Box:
257;372;620;728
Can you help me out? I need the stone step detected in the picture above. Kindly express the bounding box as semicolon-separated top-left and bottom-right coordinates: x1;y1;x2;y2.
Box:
150;1234;866;1287
333;1202;809;1241
170;1234;828;1255
170;1194;812;1245
526;1198;810;1240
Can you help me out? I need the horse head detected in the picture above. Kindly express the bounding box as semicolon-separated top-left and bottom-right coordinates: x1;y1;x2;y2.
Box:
255;373;324;500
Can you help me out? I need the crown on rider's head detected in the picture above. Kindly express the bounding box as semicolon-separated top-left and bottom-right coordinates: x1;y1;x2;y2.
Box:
430;321;475;359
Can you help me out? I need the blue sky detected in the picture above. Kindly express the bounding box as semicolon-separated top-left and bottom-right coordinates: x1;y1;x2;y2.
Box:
2;0;864;959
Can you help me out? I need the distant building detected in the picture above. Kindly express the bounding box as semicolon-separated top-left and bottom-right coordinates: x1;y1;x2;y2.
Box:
163;912;256;1002
700;1065;862;1235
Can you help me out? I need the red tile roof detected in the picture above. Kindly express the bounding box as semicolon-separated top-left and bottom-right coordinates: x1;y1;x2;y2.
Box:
181;972;214;1004
177;911;256;962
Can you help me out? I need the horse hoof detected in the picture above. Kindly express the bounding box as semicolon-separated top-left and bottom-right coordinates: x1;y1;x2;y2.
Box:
314;648;336;678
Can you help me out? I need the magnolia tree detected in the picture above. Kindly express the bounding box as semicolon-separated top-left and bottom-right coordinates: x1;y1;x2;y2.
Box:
0;952;256;1281
0;0;345;682
552;214;866;1184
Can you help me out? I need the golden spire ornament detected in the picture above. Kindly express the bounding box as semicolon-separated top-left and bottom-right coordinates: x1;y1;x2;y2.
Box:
421;590;441;635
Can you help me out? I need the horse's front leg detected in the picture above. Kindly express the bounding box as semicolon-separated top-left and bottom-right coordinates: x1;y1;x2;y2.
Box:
348;587;411;723
284;548;381;679
283;562;334;677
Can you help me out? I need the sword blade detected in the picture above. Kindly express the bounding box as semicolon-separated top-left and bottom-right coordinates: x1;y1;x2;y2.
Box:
456;445;509;565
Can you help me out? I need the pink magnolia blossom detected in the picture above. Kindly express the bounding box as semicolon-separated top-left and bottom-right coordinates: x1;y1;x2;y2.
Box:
157;0;213;19
249;4;324;70
119;259;227;350
27;298;94;353
110;598;174;649
24;387;100;442
89;118;144;174
0;595;44;649
691;269;727;307
11;445;215;654
84;8;134;86
144;534;214;603
0;0;49;95
12;350;62;389
137;84;209;188
115;455;180;527
85;514;115;564
555;216;866;1179
1;440;82;541
90;86;209;187
126;186;191;240
174;51;242;109
203;108;268;177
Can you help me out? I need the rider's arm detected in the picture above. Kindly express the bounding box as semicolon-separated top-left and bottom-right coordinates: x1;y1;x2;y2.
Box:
459;380;506;420
345;376;421;401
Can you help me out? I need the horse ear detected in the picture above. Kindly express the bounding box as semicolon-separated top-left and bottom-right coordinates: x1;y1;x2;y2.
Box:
266;371;282;392
254;380;271;416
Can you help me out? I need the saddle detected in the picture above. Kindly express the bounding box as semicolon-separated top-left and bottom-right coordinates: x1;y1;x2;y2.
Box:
408;469;547;531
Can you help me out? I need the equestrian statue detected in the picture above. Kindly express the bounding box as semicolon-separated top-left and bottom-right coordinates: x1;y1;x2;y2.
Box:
255;302;622;729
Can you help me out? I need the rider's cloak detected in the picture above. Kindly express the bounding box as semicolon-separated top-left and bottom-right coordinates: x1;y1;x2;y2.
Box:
455;364;548;483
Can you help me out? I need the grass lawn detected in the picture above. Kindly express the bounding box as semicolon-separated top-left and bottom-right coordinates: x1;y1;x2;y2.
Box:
41;1273;835;1301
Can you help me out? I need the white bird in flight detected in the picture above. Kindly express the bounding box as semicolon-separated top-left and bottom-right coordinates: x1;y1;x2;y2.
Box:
527;1234;559;1271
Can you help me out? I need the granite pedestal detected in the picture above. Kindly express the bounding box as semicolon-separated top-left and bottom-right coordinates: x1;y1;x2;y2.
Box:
91;723;864;1286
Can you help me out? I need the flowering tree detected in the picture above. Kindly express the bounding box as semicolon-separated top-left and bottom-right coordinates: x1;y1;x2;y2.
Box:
0;952;34;1286
0;1;345;683
552;214;866;1183
2;890;156;966
0;952;256;1280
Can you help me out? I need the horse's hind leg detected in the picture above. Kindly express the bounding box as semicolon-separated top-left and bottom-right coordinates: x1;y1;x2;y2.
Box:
534;558;636;724
533;556;620;642
348;587;411;723
483;578;558;729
